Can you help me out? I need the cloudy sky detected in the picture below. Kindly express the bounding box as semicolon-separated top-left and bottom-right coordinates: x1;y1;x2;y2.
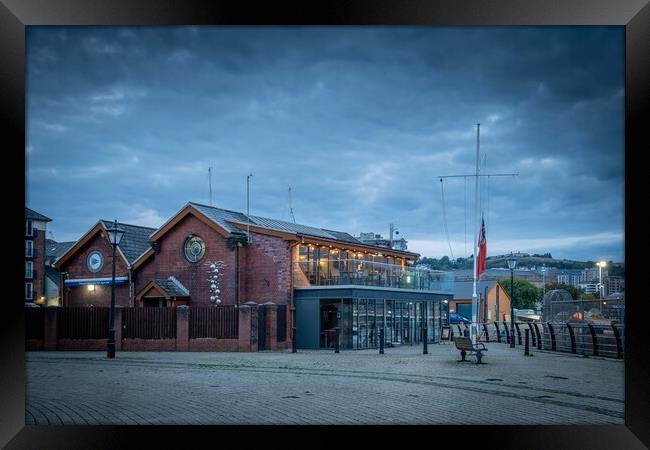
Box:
26;26;624;262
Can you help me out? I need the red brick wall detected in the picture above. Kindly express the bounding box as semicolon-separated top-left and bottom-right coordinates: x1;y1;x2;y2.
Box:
121;339;177;351
242;232;291;305
59;229;131;307
135;214;236;306
188;338;238;351
34;228;46;302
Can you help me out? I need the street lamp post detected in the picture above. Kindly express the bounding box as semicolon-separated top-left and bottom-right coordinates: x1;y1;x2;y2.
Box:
596;261;607;300
507;259;517;348
106;220;125;359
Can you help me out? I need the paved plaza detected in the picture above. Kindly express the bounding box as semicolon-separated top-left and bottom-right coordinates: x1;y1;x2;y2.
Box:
25;343;624;425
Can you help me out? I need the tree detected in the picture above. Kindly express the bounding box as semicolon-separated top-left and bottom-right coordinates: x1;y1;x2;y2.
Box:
545;282;581;300
498;278;540;309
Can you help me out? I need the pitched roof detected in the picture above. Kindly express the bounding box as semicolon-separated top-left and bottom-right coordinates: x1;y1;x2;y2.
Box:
45;239;76;260
25;207;52;222
453;279;502;300
100;221;157;265
153;276;190;297
44;265;60;284
189;202;366;246
189;203;249;234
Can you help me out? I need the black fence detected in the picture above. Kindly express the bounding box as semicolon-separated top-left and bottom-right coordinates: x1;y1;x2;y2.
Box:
189;306;238;339
453;320;625;359
277;305;287;342
25;307;44;339
122;307;176;339
57;307;109;339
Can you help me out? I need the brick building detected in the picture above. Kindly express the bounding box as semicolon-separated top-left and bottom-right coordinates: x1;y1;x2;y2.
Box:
451;280;512;323
53;202;453;350
54;220;156;307
25;208;52;305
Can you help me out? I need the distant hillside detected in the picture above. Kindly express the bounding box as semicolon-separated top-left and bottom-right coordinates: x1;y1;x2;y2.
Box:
417;255;624;277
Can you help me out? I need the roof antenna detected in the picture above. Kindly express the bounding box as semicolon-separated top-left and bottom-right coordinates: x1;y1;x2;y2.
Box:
288;187;296;223
246;173;253;243
208;167;213;206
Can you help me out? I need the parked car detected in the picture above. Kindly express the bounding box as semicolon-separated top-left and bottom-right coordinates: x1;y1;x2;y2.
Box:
449;312;471;324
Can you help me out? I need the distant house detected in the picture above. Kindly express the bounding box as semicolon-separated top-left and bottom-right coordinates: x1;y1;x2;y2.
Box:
451;279;512;323
25;208;52;305
44;239;75;306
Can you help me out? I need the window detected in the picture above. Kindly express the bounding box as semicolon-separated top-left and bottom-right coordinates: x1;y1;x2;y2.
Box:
183;235;205;263
25;261;33;279
25;282;33;300
25;240;34;258
25;220;33;237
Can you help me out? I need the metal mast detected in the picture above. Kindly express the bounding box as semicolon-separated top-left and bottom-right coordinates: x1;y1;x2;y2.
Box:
246;173;253;243
471;124;480;344
208;167;213;206
288;187;296;223
438;124;518;345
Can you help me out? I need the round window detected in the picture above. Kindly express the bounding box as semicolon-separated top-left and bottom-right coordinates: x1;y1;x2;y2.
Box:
87;250;104;273
184;236;206;263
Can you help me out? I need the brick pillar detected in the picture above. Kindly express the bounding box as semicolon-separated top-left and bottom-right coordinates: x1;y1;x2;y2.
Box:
176;305;190;351
247;302;258;353
44;307;58;350
114;306;123;351
238;304;252;352
264;302;278;351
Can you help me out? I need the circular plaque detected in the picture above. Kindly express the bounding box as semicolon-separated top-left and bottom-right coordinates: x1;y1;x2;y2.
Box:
87;250;104;273
184;236;206;263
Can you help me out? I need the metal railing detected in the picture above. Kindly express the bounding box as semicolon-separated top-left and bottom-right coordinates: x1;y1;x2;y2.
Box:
470;321;624;359
293;260;453;292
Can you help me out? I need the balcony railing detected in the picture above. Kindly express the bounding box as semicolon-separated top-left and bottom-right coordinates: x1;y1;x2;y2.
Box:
293;259;453;292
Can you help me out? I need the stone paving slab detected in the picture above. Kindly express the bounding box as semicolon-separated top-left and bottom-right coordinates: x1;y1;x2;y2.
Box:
25;343;624;425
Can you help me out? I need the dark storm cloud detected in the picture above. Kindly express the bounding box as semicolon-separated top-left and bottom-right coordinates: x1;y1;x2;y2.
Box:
26;26;624;261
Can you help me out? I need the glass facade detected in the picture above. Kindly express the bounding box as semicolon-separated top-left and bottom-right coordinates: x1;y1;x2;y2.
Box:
320;297;444;350
293;244;453;292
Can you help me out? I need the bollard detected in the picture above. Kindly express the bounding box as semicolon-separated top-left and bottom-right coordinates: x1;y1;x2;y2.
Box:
379;328;384;354
292;327;297;353
334;328;340;353
422;327;428;355
524;329;530;356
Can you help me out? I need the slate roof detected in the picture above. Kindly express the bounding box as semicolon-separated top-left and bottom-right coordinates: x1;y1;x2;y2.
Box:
44;265;60;284
100;221;157;265
25;207;52;222
189;202;366;246
453;279;502;300
46;239;76;260
153;276;190;297
189;203;250;234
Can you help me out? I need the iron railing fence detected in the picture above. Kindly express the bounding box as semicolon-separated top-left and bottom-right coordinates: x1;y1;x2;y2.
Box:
451;320;625;359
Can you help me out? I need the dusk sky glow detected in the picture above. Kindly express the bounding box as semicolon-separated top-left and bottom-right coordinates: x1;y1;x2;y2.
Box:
26;26;624;262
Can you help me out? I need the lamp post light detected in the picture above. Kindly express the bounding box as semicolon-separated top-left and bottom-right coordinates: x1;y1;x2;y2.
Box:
106;220;125;359
507;259;517;348
596;261;607;300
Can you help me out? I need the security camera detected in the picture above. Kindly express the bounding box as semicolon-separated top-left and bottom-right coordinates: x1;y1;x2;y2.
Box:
395;231;399;235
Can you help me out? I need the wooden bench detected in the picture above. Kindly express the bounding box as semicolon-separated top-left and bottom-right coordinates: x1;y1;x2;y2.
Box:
453;336;488;364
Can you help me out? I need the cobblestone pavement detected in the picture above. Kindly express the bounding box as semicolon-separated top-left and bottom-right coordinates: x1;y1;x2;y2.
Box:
25;343;624;425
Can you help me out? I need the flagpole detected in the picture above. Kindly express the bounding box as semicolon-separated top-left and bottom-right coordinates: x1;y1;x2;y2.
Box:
471;123;480;345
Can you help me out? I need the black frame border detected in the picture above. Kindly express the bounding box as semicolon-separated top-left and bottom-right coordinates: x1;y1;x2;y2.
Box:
1;0;648;448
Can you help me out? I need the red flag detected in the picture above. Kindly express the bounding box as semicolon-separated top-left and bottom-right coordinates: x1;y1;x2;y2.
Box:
476;217;487;279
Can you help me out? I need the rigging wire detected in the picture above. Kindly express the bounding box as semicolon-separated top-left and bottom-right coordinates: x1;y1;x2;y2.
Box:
464;176;467;259
439;178;455;261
